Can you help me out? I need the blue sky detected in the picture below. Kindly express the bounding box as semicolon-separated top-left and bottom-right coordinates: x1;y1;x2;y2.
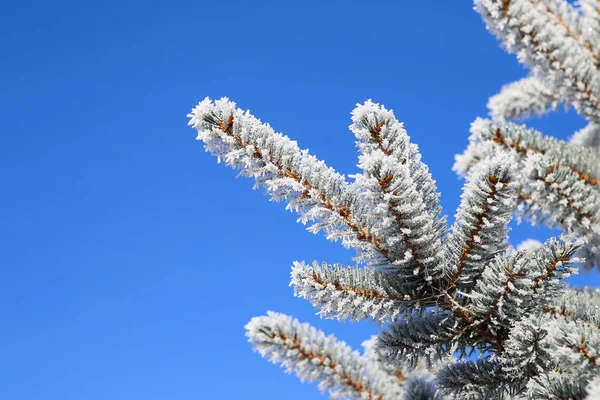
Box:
2;1;598;399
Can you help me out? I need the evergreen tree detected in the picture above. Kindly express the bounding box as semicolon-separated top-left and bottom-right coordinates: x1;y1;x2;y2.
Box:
188;1;600;398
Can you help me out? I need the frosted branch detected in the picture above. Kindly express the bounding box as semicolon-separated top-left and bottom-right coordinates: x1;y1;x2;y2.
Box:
291;261;427;323
571;122;600;153
446;152;518;295
245;311;403;400
349;100;448;287
488;76;562;120
475;0;600;122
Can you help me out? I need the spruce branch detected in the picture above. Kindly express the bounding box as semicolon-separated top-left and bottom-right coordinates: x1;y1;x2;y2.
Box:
475;0;600;122
536;0;600;66
377;312;459;369
542;0;584;36
522;313;600;399
464;119;600;185
376;237;581;372
579;0;600;50
519;153;599;227
526;236;581;295
553;319;600;370
571;122;600;153
501;315;555;379
519;153;600;269
349;100;447;286
436;359;523;399
526;371;588;400
245;311;403;400
502;315;600;395
456;118;600;269
464;249;539;334
361;335;442;400
445;152;518;295
487;76;563;120
448;237;580;355
547;288;600;328
291;261;426;323
191;93;597;398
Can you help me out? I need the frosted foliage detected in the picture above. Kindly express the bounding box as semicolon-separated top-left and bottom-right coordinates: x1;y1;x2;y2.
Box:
436;359;522;399
475;0;600;122
188;0;600;396
362;335;442;377
572;123;600;152
550;288;600;328
580;0;600;48
245;312;404;400
459;119;600;182
467;237;579;333
377;312;459;370
192;91;595;396
455;118;600;270
488;76;562;120
361;336;443;400
545;0;583;34
519;153;600;269
468;0;600;273
349;100;447;285
587;374;600;400
527;372;588;400
446;152;518;294
374;236;580;394
290;261;414;323
499;312;600;399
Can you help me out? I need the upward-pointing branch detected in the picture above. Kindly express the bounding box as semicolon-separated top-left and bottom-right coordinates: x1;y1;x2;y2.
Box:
349;100;448;288
445;152;518;296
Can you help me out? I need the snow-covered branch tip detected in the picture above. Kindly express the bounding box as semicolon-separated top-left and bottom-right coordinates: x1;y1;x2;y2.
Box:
547;287;600;329
349;100;448;287
446;152;518;295
245;311;404;400
572;123;600;153
488;76;562;121
457;119;600;184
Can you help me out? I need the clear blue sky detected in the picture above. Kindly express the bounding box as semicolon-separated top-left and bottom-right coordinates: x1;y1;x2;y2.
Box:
2;1;598;399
